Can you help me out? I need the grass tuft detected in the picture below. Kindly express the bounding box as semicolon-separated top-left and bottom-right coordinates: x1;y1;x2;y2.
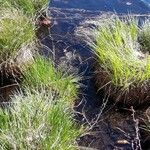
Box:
139;19;150;53
94;16;150;89
0;8;35;62
23;56;79;104
0;1;81;149
1;0;49;17
0;89;80;150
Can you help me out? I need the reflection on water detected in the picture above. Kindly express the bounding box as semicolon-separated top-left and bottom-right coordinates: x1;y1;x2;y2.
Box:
143;0;150;3
50;0;150;13
142;0;150;6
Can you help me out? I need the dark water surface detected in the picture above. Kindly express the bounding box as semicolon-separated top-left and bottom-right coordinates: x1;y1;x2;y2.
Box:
50;0;150;13
40;0;150;149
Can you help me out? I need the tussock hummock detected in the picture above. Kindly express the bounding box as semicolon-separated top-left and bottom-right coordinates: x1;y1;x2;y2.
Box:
0;89;80;150
0;8;35;62
90;16;150;106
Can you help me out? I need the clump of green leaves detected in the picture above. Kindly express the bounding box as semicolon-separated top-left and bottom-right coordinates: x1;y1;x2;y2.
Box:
94;16;150;89
0;89;80;150
0;8;35;61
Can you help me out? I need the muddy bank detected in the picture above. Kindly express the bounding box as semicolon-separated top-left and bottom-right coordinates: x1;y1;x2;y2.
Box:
77;108;141;150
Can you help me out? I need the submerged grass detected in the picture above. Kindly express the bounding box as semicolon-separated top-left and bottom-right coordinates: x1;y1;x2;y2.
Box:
23;56;79;104
0;89;80;150
94;16;150;89
0;7;35;61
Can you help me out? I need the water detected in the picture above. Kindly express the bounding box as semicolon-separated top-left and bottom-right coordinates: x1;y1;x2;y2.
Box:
46;0;150;109
142;0;150;6
43;1;150;149
49;0;150;13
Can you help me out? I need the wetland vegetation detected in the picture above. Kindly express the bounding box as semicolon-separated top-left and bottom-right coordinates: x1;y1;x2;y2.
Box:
0;0;150;149
0;1;82;149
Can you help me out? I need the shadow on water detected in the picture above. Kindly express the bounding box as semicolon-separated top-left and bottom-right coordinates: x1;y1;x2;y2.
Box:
38;0;150;149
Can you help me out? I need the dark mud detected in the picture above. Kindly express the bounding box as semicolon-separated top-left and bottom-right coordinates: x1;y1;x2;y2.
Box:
37;0;150;149
0;63;21;104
